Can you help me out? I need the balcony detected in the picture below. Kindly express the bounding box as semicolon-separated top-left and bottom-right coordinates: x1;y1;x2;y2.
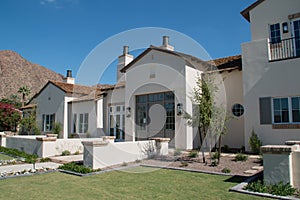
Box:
268;37;300;62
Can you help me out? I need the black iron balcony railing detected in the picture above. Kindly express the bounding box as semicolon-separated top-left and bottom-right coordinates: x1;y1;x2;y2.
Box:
269;37;300;61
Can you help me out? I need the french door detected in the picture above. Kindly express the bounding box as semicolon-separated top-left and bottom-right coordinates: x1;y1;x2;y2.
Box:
109;105;125;141
135;91;175;147
292;19;300;57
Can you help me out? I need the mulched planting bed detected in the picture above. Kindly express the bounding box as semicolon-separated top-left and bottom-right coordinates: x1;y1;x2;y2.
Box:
141;153;263;176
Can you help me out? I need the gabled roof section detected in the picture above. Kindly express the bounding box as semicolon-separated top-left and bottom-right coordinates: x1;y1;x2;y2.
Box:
241;0;265;22
120;46;210;73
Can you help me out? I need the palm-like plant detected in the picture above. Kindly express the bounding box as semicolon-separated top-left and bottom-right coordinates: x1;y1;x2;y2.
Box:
18;86;31;107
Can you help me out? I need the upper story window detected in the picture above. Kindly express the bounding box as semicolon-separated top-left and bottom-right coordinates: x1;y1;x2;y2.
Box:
272;97;300;124
270;23;281;44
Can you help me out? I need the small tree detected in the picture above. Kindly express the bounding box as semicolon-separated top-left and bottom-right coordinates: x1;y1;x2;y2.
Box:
184;74;226;163
18;86;31;107
19;108;40;135
249;129;262;154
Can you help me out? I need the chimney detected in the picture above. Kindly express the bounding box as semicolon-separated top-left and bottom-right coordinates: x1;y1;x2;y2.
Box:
160;36;174;51
66;70;72;78
64;69;75;84
117;46;134;82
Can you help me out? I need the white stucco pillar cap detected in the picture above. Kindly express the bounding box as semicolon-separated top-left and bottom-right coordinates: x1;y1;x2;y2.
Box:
149;137;170;142
261;145;299;154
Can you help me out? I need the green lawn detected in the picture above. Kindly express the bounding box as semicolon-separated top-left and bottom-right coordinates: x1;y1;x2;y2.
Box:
0;153;15;160
0;167;269;200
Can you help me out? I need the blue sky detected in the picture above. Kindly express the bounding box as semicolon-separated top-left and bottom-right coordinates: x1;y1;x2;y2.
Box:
0;0;255;85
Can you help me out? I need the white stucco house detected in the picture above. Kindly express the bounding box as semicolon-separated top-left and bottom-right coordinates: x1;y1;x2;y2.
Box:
241;0;300;150
30;36;244;150
27;0;299;152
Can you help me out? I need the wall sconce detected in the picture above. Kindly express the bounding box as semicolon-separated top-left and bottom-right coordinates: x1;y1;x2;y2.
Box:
126;107;131;117
282;22;288;33
177;103;183;116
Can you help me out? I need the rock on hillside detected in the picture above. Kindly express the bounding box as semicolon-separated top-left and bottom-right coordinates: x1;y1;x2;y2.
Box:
0;50;64;100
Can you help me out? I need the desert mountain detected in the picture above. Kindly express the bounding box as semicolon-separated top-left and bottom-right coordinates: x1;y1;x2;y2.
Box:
0;50;64;100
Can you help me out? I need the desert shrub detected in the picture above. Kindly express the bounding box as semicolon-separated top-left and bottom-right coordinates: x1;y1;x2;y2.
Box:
135;159;141;163
40;157;51;162
61;150;71;156
173;149;182;156
212;152;220;160
180;161;188;167
58;162;100;174
74;151;80;155
210;160;218;167
221;168;231;173
188;150;199;158
121;162;128;166
249;129;262;154
245;180;296;196
235;153;248;162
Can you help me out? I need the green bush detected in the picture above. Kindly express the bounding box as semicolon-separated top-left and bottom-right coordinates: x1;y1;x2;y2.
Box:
121;162;128;166
0;146;38;163
235;153;248;162
52;122;62;138
40;157;51;162
188;150;199;158
249;129;262;154
210;160;218;167
221;168;231;174
61;150;71;156
180;161;188;167
212;152;220;160
74;151;80;155
173;149;182;156
58;162;100;174
245;180;296;196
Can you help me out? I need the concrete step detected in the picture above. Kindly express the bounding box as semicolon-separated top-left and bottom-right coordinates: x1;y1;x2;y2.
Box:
243;169;258;175
251;166;263;170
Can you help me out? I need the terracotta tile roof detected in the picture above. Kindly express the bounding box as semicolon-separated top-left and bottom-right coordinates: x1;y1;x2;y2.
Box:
70;90;106;103
50;81;97;95
208;55;242;71
96;81;126;91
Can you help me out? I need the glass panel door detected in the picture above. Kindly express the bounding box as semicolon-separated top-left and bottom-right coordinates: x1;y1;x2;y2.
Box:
109;105;125;141
293;19;300;56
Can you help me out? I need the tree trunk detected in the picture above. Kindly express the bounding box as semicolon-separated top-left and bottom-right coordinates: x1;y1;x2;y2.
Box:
200;127;206;163
217;135;222;164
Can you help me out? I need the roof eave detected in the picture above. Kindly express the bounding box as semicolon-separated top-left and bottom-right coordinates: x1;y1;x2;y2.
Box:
240;0;265;22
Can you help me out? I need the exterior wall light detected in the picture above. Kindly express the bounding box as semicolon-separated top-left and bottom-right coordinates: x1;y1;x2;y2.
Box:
177;103;183;116
282;22;288;33
126;107;131;117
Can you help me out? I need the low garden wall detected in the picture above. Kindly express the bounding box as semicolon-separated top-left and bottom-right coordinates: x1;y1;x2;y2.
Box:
261;141;300;189
82;137;170;169
4;135;99;158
